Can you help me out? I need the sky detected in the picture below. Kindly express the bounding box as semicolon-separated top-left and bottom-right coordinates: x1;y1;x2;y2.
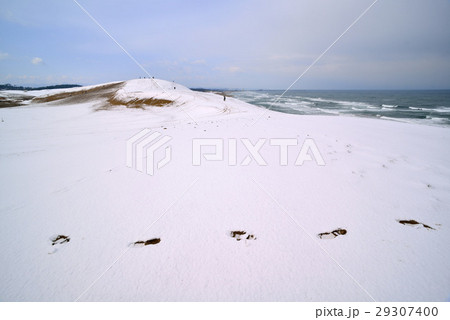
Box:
0;0;449;89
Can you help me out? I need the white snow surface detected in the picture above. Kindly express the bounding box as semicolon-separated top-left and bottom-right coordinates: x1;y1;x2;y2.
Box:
0;79;449;301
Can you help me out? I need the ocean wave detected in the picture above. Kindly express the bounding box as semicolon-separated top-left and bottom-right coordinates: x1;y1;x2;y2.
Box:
234;90;450;127
285;103;314;109
381;104;398;108
304;97;374;108
316;108;340;115
379;116;413;124
426;116;449;122
431;107;450;113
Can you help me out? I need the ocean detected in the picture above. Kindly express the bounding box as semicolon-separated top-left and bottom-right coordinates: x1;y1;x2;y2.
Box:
232;90;450;127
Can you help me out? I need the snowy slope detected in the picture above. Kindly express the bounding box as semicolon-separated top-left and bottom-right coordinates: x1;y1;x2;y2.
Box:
0;79;449;301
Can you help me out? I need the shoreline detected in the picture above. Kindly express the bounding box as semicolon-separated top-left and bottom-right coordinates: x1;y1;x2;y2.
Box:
2;83;449;128
231;89;450;128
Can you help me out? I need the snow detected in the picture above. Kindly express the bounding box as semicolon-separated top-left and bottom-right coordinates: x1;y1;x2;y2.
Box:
0;79;449;301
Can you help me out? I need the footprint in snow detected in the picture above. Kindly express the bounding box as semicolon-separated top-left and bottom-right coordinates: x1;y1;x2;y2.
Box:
132;238;161;247
317;228;347;239
48;234;70;254
397;220;435;230
230;230;256;242
51;234;70;245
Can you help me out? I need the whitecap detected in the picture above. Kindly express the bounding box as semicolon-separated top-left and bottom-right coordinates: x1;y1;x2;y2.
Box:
431;107;450;113
426;116;448;123
316;108;340;115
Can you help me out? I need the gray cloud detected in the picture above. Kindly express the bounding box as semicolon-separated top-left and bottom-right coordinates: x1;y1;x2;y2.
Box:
1;0;449;89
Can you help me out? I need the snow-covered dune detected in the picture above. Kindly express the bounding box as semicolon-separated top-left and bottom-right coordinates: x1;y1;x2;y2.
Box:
0;79;449;301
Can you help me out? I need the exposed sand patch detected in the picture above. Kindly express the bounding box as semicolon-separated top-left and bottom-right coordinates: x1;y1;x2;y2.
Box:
32;82;124;105
0;94;34;108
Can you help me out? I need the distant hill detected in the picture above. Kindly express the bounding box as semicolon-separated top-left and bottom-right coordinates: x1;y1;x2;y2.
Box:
191;88;235;92
0;84;82;91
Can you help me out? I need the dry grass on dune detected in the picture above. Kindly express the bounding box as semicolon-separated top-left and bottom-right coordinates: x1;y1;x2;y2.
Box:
104;96;173;110
31;81;173;110
32;82;125;105
0;94;34;108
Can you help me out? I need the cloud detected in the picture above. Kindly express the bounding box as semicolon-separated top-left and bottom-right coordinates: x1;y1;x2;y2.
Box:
228;66;242;73
190;59;206;65
1;0;449;89
31;57;43;65
214;66;242;73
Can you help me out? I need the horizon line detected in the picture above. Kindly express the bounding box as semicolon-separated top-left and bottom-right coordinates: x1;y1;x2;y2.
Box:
1;80;449;92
